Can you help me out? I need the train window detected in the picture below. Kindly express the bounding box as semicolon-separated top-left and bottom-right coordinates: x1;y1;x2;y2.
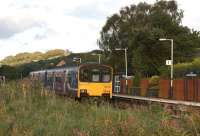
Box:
92;75;100;82
102;74;110;82
67;71;78;89
47;75;54;83
67;72;72;86
55;77;62;82
102;69;111;82
91;69;100;82
49;77;54;82
80;69;90;82
80;66;111;82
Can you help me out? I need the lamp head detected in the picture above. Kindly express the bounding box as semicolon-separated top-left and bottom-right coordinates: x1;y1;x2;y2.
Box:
159;38;167;41
115;48;123;51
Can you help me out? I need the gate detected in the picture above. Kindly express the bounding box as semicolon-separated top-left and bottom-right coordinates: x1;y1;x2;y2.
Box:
113;75;120;93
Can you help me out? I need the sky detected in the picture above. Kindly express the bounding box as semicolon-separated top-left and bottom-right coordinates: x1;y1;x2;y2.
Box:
0;0;199;60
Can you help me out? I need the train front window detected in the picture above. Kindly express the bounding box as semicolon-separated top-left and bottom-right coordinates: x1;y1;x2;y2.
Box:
80;66;111;82
91;69;100;82
102;71;110;82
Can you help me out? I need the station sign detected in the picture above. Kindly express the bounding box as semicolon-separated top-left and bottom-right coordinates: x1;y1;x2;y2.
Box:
166;60;172;66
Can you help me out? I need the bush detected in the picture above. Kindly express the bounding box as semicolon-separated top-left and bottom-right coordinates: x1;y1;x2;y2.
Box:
174;62;193;78
160;57;200;78
149;76;160;87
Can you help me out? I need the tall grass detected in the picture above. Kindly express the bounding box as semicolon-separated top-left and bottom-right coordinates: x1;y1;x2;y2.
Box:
0;81;200;136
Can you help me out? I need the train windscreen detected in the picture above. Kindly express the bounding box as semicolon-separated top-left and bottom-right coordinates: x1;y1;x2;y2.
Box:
79;66;111;83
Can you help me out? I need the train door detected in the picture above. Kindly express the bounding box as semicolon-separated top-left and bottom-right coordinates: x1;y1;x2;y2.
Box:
54;73;64;93
66;70;78;97
46;72;54;90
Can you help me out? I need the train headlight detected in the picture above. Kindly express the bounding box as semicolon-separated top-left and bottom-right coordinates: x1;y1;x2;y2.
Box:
80;89;87;93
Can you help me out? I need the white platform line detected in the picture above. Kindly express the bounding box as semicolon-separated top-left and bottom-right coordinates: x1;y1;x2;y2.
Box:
113;94;200;107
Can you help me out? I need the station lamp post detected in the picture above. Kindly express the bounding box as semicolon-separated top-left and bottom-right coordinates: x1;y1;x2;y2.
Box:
159;38;174;97
92;53;101;64
73;57;81;64
115;48;128;92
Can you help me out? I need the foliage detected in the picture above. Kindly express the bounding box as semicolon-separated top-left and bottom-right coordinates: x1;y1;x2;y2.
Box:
160;57;200;78
0;81;200;135
149;75;160;86
98;0;200;76
0;65;18;79
0;57;65;80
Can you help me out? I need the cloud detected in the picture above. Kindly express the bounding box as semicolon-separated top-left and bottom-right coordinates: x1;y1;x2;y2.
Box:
0;16;44;39
0;0;200;60
179;0;200;30
68;4;106;20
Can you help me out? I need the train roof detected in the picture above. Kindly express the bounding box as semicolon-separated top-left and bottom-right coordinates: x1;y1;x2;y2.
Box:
46;67;78;73
30;64;112;74
30;70;46;74
79;63;112;68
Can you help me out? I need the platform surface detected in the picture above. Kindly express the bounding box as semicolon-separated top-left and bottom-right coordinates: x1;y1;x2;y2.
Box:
113;93;200;107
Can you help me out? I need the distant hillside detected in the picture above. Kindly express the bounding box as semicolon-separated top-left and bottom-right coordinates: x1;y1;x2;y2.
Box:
0;49;71;66
0;49;106;80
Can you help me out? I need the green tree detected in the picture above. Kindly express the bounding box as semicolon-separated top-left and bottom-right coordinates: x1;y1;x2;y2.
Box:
98;0;200;76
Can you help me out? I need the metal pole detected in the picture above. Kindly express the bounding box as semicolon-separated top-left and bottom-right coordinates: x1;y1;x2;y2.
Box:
125;48;128;93
159;38;174;98
171;39;174;97
98;54;101;64
115;48;128;93
124;48;128;86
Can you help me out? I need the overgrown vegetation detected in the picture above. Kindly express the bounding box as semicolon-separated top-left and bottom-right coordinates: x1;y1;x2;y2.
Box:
149;75;160;87
0;81;200;136
160;57;200;78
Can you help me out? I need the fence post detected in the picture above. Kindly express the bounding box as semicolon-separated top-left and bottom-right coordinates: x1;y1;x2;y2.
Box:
63;79;66;95
53;74;55;94
22;84;26;98
3;76;5;86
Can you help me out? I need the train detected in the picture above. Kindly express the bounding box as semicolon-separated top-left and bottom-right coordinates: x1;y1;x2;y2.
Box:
30;64;113;99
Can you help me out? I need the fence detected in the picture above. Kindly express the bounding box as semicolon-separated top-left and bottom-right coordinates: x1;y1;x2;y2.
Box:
116;78;200;102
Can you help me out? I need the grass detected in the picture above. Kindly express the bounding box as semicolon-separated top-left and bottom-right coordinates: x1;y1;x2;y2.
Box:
0;81;200;136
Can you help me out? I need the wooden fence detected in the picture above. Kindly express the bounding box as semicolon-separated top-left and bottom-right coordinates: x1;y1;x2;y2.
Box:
118;78;200;102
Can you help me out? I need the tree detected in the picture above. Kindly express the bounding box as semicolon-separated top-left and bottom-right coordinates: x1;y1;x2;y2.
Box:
98;0;200;76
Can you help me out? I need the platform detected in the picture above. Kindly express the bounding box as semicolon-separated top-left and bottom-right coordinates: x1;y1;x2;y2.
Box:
112;93;200;107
